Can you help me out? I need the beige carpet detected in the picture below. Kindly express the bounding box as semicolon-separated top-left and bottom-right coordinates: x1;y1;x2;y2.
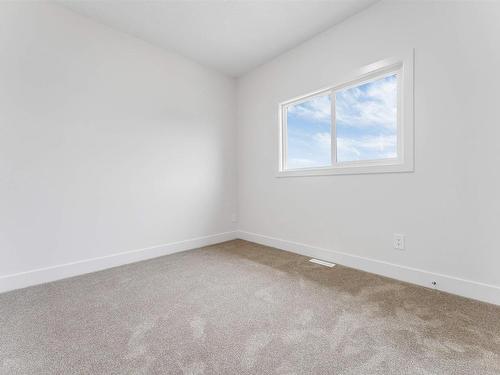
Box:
1;240;499;374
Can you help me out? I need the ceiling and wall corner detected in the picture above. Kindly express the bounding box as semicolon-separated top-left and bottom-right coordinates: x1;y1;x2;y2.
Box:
58;0;379;77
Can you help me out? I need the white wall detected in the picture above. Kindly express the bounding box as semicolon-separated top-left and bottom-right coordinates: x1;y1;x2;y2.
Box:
2;1;499;305
0;2;236;289
237;1;500;303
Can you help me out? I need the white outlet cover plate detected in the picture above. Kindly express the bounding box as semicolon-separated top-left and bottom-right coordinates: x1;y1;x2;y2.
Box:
393;234;405;250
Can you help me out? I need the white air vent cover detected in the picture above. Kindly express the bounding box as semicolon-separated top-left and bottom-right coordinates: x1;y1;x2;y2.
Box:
309;258;336;267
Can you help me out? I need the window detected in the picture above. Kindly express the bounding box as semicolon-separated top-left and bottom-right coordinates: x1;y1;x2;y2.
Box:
279;53;414;176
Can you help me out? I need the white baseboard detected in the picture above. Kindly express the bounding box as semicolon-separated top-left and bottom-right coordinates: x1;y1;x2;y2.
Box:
0;231;238;294
237;230;500;306
3;230;499;306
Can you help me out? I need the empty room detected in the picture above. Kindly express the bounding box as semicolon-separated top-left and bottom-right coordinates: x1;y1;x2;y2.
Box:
1;0;499;374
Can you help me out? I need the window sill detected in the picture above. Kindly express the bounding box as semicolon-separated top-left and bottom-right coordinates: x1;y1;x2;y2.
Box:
276;161;414;177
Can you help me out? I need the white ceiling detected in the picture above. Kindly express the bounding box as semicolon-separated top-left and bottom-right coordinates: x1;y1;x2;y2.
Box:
59;0;378;77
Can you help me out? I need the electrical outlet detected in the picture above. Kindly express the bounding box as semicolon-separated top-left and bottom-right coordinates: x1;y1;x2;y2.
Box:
393;234;405;250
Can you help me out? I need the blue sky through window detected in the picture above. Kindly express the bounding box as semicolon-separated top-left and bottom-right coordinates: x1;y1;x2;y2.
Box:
286;94;331;169
336;74;398;162
285;74;397;170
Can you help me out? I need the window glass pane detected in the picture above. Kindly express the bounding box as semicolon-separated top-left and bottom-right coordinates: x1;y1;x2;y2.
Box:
335;74;397;162
286;94;331;170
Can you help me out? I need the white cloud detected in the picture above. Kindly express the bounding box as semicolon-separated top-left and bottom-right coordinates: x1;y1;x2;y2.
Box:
336;75;397;130
312;132;331;148
288;157;317;168
337;134;397;162
287;131;331;169
287;95;331;124
337;138;361;159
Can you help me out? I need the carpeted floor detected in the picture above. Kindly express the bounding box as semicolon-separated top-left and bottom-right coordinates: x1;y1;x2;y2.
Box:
1;240;499;374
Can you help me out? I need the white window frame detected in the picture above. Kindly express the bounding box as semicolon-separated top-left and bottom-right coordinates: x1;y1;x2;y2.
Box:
278;50;414;177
